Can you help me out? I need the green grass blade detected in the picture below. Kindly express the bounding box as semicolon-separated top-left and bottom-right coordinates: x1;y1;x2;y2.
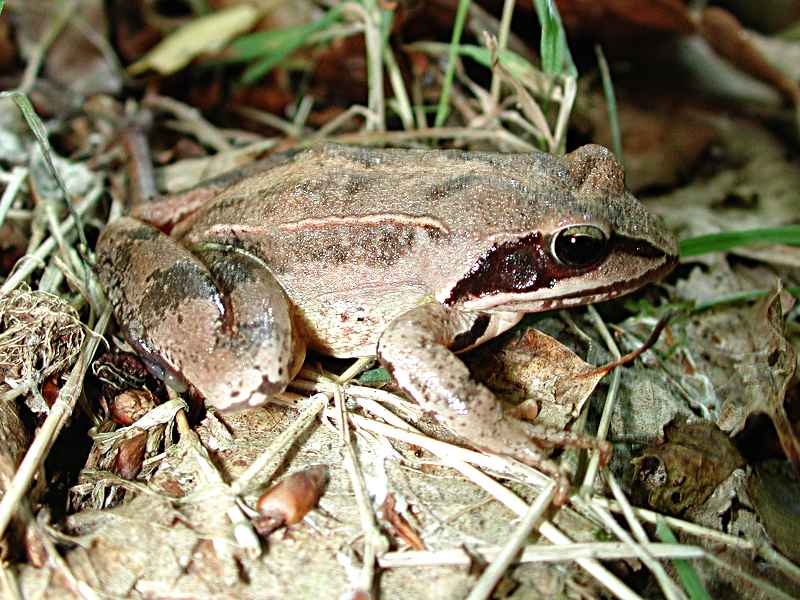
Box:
532;0;576;77
433;0;470;128
595;44;624;167
679;226;800;257
229;5;344;83
655;518;712;600
0;90;89;256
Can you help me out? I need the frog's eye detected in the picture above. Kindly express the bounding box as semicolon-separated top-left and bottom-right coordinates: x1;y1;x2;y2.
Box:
550;225;609;267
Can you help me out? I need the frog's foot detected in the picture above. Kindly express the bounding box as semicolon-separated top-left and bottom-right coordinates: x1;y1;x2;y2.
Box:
522;426;613;468
97;217;305;411
378;301;574;506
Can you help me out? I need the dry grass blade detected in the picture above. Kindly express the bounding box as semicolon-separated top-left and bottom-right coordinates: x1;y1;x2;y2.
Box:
379;542;706;568
230;393;327;495
0;305;111;538
344;396;642;599
0;286;83;395
1;182;102;295
331;383;388;595
466;483;557;600
0;167;27;229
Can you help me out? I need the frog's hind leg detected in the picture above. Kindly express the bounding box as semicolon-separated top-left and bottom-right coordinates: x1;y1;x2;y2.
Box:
377;302;572;504
96;217;304;411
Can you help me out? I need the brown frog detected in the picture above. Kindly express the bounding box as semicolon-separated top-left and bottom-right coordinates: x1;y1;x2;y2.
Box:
96;144;678;502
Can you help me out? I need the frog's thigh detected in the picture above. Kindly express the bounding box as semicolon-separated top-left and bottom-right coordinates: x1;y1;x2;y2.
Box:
377;303;567;482
97;217;303;411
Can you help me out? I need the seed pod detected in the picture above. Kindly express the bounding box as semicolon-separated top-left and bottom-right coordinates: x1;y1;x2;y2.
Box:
114;432;147;480
254;465;328;535
110;389;157;426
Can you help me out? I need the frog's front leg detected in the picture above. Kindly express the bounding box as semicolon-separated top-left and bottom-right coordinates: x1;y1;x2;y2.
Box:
377;302;571;504
96;217;305;411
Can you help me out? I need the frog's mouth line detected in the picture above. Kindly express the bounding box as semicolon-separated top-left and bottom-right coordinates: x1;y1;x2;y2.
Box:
462;252;678;312
516;253;679;310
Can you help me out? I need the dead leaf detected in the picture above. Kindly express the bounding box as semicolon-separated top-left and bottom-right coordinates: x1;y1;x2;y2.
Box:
747;460;800;563
700;7;800;104
557;0;695;34
15;0;121;96
380;493;425;551
465;327;604;430
632;417;745;514
579;91;717;192
128;4;260;76
717;286;800;470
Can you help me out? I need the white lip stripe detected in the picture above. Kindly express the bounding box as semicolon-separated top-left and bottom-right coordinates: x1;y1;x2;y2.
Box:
278;214;450;234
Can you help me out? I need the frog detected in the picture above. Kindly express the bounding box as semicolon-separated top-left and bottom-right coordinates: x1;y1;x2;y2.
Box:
96;143;678;503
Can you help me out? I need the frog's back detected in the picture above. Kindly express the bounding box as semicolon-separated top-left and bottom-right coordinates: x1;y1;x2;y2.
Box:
172;145;574;356
181;144;575;235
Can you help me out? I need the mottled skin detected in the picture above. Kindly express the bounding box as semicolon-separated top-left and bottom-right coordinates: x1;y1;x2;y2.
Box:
96;144;678;503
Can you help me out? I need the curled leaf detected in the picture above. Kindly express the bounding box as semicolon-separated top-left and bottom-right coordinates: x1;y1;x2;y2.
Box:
128;5;259;76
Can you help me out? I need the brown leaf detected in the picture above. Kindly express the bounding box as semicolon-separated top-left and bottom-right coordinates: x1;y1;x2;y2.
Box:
557;0;695;35
380;493;424;551
747;460;800;563
465;328;604;430
632;417;745;514
114;433;147;480
718;286;800;471
700;7;800;105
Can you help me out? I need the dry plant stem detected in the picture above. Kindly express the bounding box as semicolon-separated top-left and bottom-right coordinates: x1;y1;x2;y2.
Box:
21;503;101;600
347;1;385;131
757;543;800;585
121;125;158;205
43;199;72;270
229;394;327;495
465;483;557;600
350;413;547;488
379;542;705;568
233;106;304;138
705;554;798;600
143;95;232;152
383;46;414;130
577;497;685;600
580;315;671;380
330;126;536;151
292;96;314;131
605;471;683;600
4;209;32;221
552;76;577;153
333;385;386;595
173;407;261;557
308;105;379;143
488;0;515;105
441;448;643;600
0;564;22;600
592;497;751;550
17;0;79;93
0;167;27;228
0;305;111;538
581;305;622;495
1;183;102;295
596;495;800;586
335;357;375;385
291;375;421;420
346;413;641;600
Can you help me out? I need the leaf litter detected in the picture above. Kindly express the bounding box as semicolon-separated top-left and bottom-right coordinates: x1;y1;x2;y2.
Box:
1;1;800;599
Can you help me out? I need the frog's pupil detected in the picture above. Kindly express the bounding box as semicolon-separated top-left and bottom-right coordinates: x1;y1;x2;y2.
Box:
552;227;608;267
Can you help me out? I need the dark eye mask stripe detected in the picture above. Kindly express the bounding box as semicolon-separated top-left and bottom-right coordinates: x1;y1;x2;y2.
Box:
444;233;671;306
